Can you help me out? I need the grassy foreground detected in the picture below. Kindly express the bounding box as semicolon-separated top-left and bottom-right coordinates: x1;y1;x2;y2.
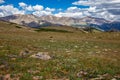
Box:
0;21;120;80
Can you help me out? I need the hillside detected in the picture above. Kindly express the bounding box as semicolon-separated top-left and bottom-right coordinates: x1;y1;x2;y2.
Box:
0;21;120;80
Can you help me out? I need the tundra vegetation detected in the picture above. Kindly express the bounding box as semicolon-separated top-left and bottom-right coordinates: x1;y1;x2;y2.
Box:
0;21;120;80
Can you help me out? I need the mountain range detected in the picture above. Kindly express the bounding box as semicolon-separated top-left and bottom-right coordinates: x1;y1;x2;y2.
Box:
0;14;120;32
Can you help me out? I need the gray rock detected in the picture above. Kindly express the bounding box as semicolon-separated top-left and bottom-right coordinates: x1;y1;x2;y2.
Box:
111;78;117;80
30;52;51;60
33;76;43;80
77;70;88;78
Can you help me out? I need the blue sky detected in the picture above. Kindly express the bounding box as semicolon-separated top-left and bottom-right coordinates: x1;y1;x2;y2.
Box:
0;0;120;21
4;0;89;12
5;0;73;9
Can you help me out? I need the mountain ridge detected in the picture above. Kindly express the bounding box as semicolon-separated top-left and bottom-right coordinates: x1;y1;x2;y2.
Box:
0;14;120;31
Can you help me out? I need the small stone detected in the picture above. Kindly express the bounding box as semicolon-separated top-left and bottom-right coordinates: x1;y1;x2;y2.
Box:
0;65;5;68
74;45;78;48
77;70;88;78
111;78;117;80
33;76;43;80
11;58;16;60
7;54;17;58
104;49;108;52
85;41;88;44
94;46;98;48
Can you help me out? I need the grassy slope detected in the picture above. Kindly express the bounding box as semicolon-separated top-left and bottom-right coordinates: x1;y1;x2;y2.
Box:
0;21;120;80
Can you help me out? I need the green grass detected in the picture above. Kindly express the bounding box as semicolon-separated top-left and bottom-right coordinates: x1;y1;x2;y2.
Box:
0;21;120;79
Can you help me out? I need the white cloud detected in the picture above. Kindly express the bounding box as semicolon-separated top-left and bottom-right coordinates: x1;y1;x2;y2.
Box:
0;0;118;21
19;2;27;8
32;6;56;17
33;5;44;11
0;3;54;17
72;0;120;21
18;2;55;17
26;5;33;11
32;10;52;16
67;7;81;12
88;6;96;12
0;0;4;4
0;5;25;17
45;7;55;12
55;7;85;18
55;12;83;18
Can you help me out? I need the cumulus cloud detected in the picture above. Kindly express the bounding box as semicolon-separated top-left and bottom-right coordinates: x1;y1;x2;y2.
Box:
32;11;52;16
72;0;120;21
55;6;91;18
0;5;25;17
26;5;33;11
55;12;83;18
19;2;34;11
19;2;44;11
45;7;55;12
0;1;56;17
18;2;55;17
55;7;85;18
33;5;44;11
67;7;81;12
32;6;56;16
0;0;4;4
19;2;27;8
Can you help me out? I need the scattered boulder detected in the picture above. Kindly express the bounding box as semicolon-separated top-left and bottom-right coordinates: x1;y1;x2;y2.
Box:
0;65;5;69
94;46;98;48
7;54;18;58
30;52;51;60
77;70;88;78
33;76;43;80
104;49;108;52
111;78;117;80
11;58;16;61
